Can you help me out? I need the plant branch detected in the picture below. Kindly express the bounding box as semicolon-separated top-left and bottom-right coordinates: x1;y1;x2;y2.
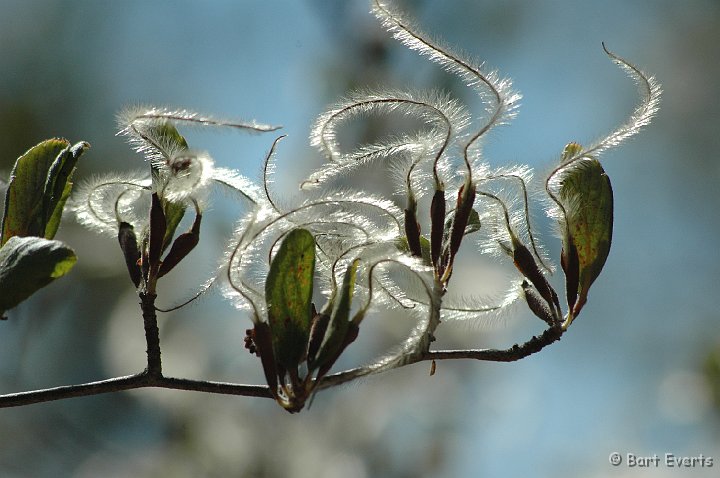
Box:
317;324;564;389
0;323;562;408
140;292;162;376
0;374;145;408
0;372;272;409
423;325;563;362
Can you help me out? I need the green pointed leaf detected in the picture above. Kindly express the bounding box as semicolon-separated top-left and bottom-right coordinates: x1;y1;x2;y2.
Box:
148;120;189;182
43;181;73;240
145;121;188;251
465;208;481;235
443;207;481;236
0;236;77;317
152;120;189;151
42;141;89;239
310;259;360;371
1;139;69;245
396;235;432;266
161;199;186;253
558;156;613;320
265;228;316;369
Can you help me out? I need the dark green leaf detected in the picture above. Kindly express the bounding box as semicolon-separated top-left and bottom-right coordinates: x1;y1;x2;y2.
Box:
43;182;72;240
443;207;481;236
41;141;89;239
1;139;69;245
265;228;316;369
0;236;76;317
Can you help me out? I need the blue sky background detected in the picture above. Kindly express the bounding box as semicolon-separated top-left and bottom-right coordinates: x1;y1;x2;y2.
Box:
1;1;719;477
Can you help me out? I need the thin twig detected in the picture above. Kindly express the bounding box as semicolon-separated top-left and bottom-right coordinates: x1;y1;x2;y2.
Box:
317;324;564;389
423;325;563;362
0;373;272;409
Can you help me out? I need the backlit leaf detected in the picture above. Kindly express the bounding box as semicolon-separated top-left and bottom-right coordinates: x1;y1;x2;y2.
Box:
558;156;613;322
265;228;316;369
1;139;88;244
43;141;89;239
1;139;69;245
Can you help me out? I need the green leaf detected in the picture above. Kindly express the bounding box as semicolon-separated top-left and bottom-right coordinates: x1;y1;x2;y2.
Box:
558;156;613;322
1;139;69;245
265;228;316;369
152;120;189;151
444;207;481;236
162;199;186;253
0;236;77;318
144;121;188;250
396;235;432;266
1;139;88;245
465;208;481;235
43;181;72;240
310;259;359;371
43;141;89;239
148;121;189;182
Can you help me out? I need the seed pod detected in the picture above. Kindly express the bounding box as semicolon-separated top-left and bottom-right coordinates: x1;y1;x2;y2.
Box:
157;212;201;278
448;183;476;261
251;322;279;399
148;193;167;268
512;238;560;314
560;237;580;315
430;189;446;268
521;280;555;326
117;222;142;287
403;208;422;258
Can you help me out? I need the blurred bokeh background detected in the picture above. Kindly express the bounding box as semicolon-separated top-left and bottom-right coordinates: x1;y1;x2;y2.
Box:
1;0;719;477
